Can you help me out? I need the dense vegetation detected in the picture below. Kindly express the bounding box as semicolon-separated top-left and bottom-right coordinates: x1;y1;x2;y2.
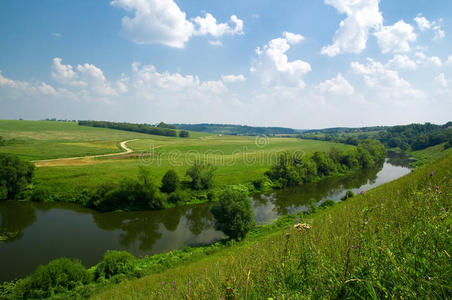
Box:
0;136;5;146
0;154;34;200
210;188;254;240
299;122;452;151
175;123;298;136
2;150;450;299
265;140;386;188
78;120;177;137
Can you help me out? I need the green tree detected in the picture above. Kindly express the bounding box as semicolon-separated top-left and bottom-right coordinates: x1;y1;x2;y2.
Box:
179;130;190;138
210;188;254;240
0;154;34;200
0;136;5;146
161;169;179;193
186;161;216;190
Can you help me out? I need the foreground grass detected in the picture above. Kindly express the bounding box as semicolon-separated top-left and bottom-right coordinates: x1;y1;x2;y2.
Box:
92;153;452;299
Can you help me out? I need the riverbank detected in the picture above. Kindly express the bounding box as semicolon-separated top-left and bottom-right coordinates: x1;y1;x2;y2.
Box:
2;150;452;299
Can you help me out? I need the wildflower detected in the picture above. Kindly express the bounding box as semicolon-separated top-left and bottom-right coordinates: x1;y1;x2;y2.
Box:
430;171;434;177
295;217;300;224
160;281;165;286
173;281;176;287
360;191;365;195
294;223;311;231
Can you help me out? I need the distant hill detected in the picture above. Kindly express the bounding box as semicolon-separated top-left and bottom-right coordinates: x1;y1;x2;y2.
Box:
174;123;299;136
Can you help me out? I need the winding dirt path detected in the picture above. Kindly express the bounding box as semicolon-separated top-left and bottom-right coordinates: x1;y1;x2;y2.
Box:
33;139;139;167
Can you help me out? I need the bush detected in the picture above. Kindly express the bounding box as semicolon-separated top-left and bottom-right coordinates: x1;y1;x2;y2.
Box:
95;251;136;281
14;258;90;299
161;170;179;193
179;130;190;138
319;199;335;209
29;185;54;202
210;188;254;240
0;153;34;200
340;190;354;201
167;189;190;204
0;136;5;146
89;167;165;211
186;161;216;190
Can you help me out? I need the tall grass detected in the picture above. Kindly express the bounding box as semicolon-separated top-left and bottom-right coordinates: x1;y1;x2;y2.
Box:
93;152;452;299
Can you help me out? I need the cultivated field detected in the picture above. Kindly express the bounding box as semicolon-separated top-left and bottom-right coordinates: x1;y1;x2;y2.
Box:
0;120;352;189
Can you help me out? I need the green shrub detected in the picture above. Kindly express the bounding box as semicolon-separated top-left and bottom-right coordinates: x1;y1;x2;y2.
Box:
340;190;354;201
13;258;90;299
186;161;216;190
167;189;190;204
95;251;136;281
319;199;335;209
210;188;254;240
179;130;190;138
29;185;54;202
0;153;34;200
161;170;179;193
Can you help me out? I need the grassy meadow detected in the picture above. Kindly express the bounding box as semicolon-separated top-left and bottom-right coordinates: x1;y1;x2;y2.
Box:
90;150;452;299
0;120;352;191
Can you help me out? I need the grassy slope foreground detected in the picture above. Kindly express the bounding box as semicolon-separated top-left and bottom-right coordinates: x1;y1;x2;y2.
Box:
93;152;452;299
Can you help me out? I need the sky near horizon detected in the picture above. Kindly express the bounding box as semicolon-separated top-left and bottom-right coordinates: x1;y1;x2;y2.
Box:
0;0;451;129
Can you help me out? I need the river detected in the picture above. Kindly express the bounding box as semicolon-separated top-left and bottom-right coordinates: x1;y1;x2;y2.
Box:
0;152;412;282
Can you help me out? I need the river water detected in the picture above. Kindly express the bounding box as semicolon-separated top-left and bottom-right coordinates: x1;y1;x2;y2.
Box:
0;152;412;282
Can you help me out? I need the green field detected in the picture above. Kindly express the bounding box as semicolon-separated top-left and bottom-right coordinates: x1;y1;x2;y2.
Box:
89;151;452;299
0;120;352;190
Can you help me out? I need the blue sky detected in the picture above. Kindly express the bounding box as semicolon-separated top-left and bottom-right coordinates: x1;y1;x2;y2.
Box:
0;0;451;129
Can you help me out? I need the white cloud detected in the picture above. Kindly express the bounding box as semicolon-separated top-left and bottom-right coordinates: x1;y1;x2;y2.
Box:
221;74;246;83
414;14;445;40
317;73;354;95
252;33;311;88
321;0;382;56
111;0;243;48
252;13;260;19
434;73;448;89
427;56;442;67
0;70;57;96
374;20;416;54
52;58;119;96
283;31;304;44
192;13;243;37
413;52;442;67
386;54;417;70
447;55;452;65
351;58;423;100
131;62;227;100
51;32;62;38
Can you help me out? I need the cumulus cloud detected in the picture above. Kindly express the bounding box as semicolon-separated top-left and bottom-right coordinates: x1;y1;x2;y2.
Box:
374;20;417;54
111;0;243;48
0;70;57;96
317;73;354;95
386;54;417;70
413;52;442;67
321;0;382;56
221;74;246;83
52;58;119;96
351;58;423;100
192;13;243;37
252;32;311;88
414;14;445;40
434;73;448;89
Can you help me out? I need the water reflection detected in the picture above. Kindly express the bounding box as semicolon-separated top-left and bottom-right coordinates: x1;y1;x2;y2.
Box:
0;202;37;242
0;155;412;282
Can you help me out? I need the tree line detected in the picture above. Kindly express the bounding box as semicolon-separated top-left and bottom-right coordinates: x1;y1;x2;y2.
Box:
265;140;386;188
299;122;452;151
78;120;178;137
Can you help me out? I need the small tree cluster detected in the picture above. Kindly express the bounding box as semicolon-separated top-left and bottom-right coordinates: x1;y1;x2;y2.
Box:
186;161;216;190
179;130;190;138
0;154;34;200
210;188;254;240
